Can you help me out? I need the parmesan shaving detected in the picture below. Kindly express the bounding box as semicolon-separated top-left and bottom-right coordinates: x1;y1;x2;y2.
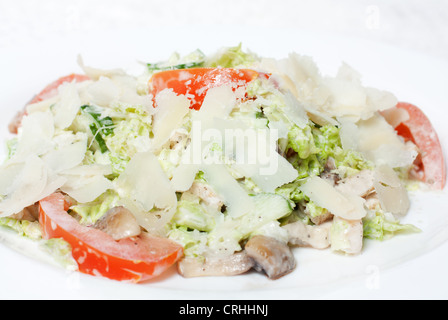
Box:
53;81;82;130
202;164;255;218
85;76;120;107
41;133;87;173
192;85;236;123
259;53;397;123
61;174;112;203
300;176;366;220
0;155;48;217
14;111;55;159
373;164;410;217
211;118;299;192
151;89;190;152
115;151;177;211
77;55;126;81
381;106;410;128
355;114;418;168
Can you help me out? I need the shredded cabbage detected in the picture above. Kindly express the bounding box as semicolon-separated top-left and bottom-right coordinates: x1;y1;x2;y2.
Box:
205;43;258;68
0;218;42;240
363;210;421;241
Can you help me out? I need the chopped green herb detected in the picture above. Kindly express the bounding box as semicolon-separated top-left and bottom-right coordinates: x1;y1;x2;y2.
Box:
147;61;204;71
81;105;115;153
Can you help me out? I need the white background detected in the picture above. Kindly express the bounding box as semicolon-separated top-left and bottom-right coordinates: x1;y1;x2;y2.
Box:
1;0;447;60
0;0;447;300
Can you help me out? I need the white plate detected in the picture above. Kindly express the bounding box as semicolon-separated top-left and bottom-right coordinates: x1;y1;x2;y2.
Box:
0;26;447;300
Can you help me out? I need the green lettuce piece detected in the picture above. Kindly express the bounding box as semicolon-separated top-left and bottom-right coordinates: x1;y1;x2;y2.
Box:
172;193;216;232
0;218;77;270
313;125;340;161
108;153;129;176
40;238;78;270
334;149;374;178
168;227;208;258
0;218;42;240
306;201;328;218
329;217;357;253
286;123;372;180
171;194;293;258
206;193;293;254
236;193;293;238
246;77;276;99
284;124;324;179
4;137;18;161
275;179;307;204
288;125;320;159
277;123;373;224
275;180;328;223
70;190;120;225
205;43;258;68
363;211;421;241
104;104;153;175
147;49;205;71
314;124;373;177
294;154;323;179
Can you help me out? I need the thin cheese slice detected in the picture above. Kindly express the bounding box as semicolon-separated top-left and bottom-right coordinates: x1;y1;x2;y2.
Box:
115;151;177;211
170;161;200;192
151;89;190;151
192;85;236;123
53;81;82;130
0;155;47;217
59;163;113;203
300;176;366;220
41;133;87;173
282;91;309;129
60;174;112;203
356;114;418;168
373;164;410;217
14;111;55;159
202;164;255;218
212;118;298;192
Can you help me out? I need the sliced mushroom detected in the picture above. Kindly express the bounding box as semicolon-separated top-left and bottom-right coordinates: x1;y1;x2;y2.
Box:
93;206;141;240
282;220;332;249
244;235;296;280
177;251;254;278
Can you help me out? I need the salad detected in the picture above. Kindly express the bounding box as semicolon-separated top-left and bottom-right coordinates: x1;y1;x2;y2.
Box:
0;45;445;283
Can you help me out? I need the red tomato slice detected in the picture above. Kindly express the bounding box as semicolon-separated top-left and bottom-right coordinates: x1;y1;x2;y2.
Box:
149;68;259;110
395;102;446;189
39;193;183;283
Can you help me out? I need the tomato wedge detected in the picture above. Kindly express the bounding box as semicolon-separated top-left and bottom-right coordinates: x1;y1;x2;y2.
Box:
394;102;446;189
9;74;90;134
39;193;183;283
149;68;259;110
